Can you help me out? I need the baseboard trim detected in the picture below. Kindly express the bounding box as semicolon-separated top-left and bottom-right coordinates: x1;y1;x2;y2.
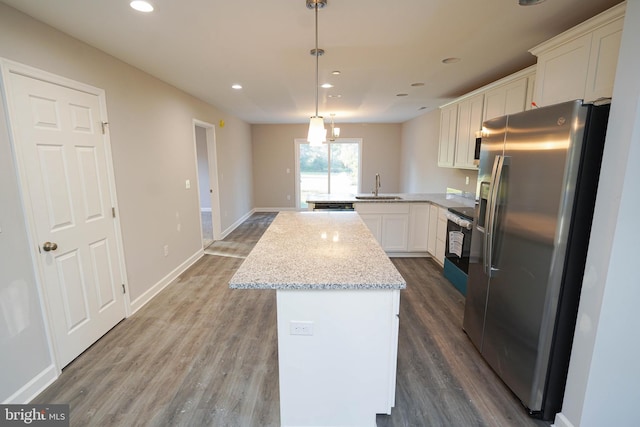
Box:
253;207;298;212
552;412;575;427
3;364;57;404
129;249;204;315
220;209;255;239
387;252;429;258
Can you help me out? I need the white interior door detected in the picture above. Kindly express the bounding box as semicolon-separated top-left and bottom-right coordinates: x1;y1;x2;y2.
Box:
4;65;126;367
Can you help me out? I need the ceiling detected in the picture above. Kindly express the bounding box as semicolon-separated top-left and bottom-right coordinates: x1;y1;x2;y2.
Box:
1;0;623;124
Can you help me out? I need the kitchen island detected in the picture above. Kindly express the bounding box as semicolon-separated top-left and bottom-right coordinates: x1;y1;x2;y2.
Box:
229;211;406;427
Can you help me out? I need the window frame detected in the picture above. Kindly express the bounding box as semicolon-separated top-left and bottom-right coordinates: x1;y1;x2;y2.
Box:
294;138;363;209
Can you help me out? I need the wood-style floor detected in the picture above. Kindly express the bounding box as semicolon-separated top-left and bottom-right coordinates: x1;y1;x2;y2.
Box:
34;212;550;427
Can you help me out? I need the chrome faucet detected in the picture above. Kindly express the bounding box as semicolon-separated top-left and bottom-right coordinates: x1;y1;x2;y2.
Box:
374;173;381;196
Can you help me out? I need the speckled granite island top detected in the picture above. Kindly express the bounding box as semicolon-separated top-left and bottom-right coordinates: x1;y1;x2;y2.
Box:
229;211;406;290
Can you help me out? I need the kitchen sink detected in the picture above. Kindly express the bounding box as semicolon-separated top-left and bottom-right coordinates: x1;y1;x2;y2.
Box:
355;195;403;200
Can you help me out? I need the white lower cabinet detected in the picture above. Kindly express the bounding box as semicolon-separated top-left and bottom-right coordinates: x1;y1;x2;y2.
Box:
408;204;430;252
356;202;441;257
426;204;449;264
434;207;448;265
358;214;383;243
356;203;434;254
381;214;409;252
427;204;438;256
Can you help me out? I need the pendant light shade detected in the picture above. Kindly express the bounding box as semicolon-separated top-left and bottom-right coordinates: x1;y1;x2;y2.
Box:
308;117;327;146
329;113;340;141
307;0;327;146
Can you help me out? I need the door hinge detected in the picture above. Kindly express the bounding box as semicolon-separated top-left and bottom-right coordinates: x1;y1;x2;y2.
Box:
122;284;126;294
101;121;109;134
112;207;116;218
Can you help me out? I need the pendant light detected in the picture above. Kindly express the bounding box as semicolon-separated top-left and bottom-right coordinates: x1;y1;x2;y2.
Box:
307;0;327;146
329;113;340;141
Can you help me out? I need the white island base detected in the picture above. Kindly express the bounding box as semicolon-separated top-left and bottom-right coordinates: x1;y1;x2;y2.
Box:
277;289;400;427
228;212;406;427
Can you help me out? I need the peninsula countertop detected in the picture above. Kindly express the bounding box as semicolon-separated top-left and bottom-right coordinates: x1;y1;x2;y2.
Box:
228;211;406;290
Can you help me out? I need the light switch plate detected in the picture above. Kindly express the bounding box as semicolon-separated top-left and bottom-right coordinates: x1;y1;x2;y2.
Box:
185;179;191;189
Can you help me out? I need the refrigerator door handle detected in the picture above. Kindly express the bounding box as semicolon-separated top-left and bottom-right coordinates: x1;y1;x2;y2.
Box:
485;155;502;275
487;155;510;277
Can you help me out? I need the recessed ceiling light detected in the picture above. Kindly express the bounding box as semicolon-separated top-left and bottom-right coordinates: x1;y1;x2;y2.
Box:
130;1;154;12
411;82;425;87
328;94;342;98
396;93;408;97
442;57;461;64
331;71;341;75
321;83;334;89
231;84;242;90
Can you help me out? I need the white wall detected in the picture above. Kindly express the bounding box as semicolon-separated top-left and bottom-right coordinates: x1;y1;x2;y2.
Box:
556;2;640;426
400;109;477;194
0;3;253;402
0;85;54;403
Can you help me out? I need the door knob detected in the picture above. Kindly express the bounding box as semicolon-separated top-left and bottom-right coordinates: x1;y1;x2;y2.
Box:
42;242;58;252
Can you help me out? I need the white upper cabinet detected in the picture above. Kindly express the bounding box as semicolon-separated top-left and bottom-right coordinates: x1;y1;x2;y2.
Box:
455;93;484;169
438;104;457;167
529;2;625;107
584;15;624;102
483;73;533;122
438;66;535;170
438;94;483;170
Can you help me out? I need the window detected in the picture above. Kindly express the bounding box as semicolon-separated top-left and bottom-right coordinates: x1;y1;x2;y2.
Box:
295;138;362;209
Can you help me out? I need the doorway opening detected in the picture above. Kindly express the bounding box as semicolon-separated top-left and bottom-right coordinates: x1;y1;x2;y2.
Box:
193;120;221;248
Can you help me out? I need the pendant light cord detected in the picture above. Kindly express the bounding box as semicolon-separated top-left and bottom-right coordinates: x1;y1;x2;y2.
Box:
314;2;319;118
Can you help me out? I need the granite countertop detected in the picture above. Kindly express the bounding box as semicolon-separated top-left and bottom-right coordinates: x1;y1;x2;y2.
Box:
229;211;406;290
307;193;476;209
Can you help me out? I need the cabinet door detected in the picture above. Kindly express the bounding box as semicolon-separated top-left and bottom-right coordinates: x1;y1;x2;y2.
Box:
503;77;529;116
483;85;508;122
427;204;438;256
585;17;623;102
408;204;430;252
435;207;448;265
534;33;592;107
359;214;382;244
438;104;457;167
525;74;536;111
455;94;483;169
382;214;409;252
484;78;529;122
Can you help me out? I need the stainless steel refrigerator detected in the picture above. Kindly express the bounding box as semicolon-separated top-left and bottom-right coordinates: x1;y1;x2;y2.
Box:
463;99;610;420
